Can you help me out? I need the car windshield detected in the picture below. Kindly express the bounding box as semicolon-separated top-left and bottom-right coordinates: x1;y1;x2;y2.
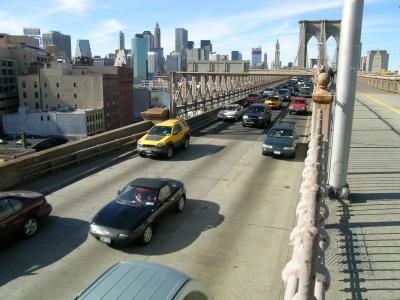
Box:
292;100;306;104
268;129;294;139
148;126;172;136
279;89;289;93
223;105;237;111
247;107;264;113
267;97;279;101
116;185;159;207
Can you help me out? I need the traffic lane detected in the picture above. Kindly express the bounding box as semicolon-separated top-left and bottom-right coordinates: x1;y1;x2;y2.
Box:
0;108;311;299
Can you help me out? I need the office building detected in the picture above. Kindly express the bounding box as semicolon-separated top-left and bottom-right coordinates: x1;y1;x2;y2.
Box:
0;33;51;132
165;51;182;75
251;47;262;68
119;31;125;50
175;28;188;53
132;34;148;83
93;56;114;67
187;41;194;49
42;30;71;61
153;22;164;75
114;49;130;67
17;63;133;131
75;39;92;58
147;51;157;78
366;50;389;73
154;22;161;49
200;40;212;60
231;51;242;61
142;31;154;50
274;39;281;69
23;28;42;48
209;53;228;61
263;53;268;69
187;60;250;73
186;48;205;62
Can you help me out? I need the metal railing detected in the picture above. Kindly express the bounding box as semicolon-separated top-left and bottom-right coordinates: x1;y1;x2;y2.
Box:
357;74;400;93
170;72;290;118
282;109;330;300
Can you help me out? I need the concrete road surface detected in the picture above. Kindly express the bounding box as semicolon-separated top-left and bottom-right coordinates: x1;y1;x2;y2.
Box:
0;104;311;300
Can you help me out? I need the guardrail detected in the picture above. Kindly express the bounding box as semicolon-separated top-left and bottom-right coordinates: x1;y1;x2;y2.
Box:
282;109;330;300
170;72;291;118
357;74;400;93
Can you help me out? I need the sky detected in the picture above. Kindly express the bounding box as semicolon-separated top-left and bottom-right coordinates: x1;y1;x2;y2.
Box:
0;0;399;70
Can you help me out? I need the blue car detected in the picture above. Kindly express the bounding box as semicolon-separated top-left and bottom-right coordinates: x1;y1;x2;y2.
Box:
262;122;297;158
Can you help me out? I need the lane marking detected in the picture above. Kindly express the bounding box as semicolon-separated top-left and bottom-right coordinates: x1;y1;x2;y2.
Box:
358;93;400;114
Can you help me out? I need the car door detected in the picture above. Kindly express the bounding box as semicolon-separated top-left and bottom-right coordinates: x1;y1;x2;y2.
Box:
172;124;184;147
155;185;176;223
0;198;24;245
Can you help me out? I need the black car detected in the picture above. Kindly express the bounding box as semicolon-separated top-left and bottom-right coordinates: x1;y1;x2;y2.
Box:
262;122;297;158
276;89;291;101
242;104;272;128
32;137;68;152
90;178;186;246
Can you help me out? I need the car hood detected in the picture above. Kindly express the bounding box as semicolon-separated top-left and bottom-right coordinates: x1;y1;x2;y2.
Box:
264;137;295;147
92;201;153;231
145;135;164;141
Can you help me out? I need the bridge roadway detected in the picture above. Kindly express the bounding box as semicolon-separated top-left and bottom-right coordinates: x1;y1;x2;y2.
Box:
0;102;311;299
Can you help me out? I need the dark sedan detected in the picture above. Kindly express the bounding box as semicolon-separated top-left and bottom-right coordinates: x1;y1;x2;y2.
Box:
242;104;272;128
0;191;52;246
262;122;297;158
277;88;291;101
90;178;186;246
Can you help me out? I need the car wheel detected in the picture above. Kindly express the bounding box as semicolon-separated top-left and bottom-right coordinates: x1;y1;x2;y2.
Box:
183;136;190;149
23;217;38;237
139;152;146;158
176;194;186;213
166;145;174;159
141;224;153;245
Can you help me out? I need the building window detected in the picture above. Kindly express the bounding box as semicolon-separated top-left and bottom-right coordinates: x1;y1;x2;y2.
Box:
23;92;27;98
56;82;59;87
22;81;26;88
34;81;37;88
57;93;60;98
47;116;50;121
58;104;60;109
34;92;38;98
74;93;77;99
24;102;27;106
44;82;47;88
73;82;77;87
2;69;6;75
40;116;43;121
35;102;39;109
7;69;13;75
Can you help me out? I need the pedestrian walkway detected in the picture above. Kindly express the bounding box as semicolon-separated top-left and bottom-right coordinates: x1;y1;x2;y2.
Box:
326;84;400;300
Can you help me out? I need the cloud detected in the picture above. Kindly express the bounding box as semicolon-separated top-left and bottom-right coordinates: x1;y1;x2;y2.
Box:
49;0;93;14
86;19;126;55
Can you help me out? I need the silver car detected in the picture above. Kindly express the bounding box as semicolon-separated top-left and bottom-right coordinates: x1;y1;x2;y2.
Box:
217;104;243;121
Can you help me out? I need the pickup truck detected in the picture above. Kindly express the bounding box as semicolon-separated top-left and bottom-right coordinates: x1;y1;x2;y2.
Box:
288;97;308;115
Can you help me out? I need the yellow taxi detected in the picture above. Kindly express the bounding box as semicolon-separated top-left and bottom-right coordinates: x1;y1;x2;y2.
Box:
137;119;190;158
264;96;283;109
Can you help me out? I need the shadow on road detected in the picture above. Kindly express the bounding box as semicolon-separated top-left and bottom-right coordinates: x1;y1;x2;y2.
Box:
118;199;224;255
147;144;225;162
0;216;89;288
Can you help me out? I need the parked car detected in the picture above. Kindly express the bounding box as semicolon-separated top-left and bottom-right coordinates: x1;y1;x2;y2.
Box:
0;190;52;246
32;137;68;152
243;93;262;106
264;95;283;109
74;261;214;300
217;104;243;121
276;88;291;102
242;104;272;128
137;119;190;158
262;122;297;158
90;178;186;246
288;97;308;115
262;87;276;97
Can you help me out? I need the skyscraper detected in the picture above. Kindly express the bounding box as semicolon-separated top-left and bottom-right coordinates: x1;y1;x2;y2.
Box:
366;50;389;73
42;30;72;61
187;41;194;49
200;40;212;60
263;53;268;69
175;28;188;53
132;34;148;83
154;22;161;49
75;39;92;58
251;47;262;67
119;31;125;49
231;51;242;61
274;39;281;69
142;31;154;50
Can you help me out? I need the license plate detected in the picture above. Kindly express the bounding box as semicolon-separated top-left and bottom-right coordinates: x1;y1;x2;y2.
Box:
100;236;111;244
274;151;281;155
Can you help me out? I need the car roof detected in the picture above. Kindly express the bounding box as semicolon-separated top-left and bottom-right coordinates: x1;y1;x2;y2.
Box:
75;261;190;300
249;103;266;107
128;178;168;190
272;122;295;130
155;119;181;127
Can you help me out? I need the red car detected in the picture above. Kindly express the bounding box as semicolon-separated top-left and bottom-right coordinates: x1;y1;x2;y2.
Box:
288;97;308;115
0;190;52;246
243;93;262;106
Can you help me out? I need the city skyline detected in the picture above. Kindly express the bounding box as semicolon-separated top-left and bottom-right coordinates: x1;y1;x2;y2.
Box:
0;0;398;70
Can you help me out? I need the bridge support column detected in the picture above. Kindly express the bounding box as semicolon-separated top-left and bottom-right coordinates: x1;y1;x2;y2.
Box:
328;0;364;201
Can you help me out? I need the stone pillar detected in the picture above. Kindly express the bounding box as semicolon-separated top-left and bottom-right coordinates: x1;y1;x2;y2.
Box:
298;21;307;69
